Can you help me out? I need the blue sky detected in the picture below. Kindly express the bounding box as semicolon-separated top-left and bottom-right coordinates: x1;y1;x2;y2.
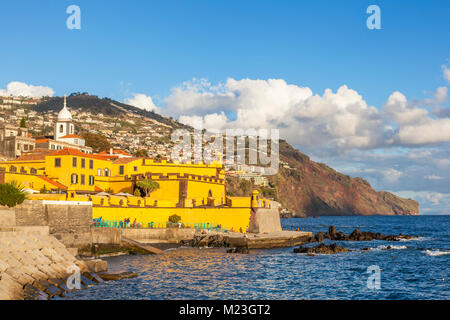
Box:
0;0;448;105
1;0;449;214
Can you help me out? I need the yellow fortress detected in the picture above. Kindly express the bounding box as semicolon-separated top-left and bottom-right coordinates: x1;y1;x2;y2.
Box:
0;100;272;233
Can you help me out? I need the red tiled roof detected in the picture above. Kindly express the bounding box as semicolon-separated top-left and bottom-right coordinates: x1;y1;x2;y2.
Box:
16;149;54;161
59;134;83;139
113;157;140;164
38;176;68;190
35;138;49;144
95;186;104;192
99;149;132;156
49;148;109;161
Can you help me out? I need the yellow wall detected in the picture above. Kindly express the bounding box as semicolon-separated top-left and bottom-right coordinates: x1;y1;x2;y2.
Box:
3;172;58;191
93;206;252;232
45;154;112;192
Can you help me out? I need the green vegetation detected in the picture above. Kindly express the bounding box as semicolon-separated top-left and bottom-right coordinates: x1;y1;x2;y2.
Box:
133;188;141;197
136;179;160;197
20;117;26;128
105;188;114;194
40;185;49;194
168;214;182;224
82;132;112;153
0;181;27;208
239;180;252;195
134;149;149;158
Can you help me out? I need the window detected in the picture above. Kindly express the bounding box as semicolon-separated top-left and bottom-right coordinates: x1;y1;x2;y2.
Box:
71;174;78;184
72;157;77;168
74;139;78;145
81;158;85;169
104;168;110;177
80;174;85;185
60;124;64;133
97;168;102;176
89;175;95;186
54;158;61;167
89;159;94;169
134;166;138;172
119;166;124;175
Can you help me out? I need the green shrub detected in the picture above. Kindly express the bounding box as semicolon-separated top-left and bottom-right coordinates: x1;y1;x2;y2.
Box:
105;188;114;194
0;181;27;208
168;214;181;224
40;185;48;194
134;188;141;197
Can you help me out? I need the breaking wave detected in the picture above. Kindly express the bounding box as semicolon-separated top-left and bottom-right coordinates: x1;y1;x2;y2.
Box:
423;249;450;257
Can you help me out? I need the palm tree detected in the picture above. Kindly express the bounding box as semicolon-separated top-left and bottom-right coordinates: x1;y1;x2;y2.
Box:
0;181;27;208
136;179;160;197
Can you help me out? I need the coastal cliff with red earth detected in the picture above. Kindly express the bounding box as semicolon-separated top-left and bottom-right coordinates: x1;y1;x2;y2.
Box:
227;141;419;217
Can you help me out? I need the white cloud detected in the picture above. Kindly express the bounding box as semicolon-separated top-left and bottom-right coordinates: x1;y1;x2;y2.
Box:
381;168;403;183
395;118;450;145
425;174;444;180
442;65;450;83
0;81;54;97
179;112;228;130
124;94;159;112
384;91;428;126
165;78;388;153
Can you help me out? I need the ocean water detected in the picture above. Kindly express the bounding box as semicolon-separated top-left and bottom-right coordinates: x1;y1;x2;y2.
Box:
64;216;449;300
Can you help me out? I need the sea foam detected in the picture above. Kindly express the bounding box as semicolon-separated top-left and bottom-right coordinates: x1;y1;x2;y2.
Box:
423;249;450;257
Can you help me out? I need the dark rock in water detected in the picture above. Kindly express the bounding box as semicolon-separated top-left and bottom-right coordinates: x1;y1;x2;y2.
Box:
181;234;228;248
227;247;250;254
294;243;352;254
315;232;325;242
304;226;418;243
99;271;138;281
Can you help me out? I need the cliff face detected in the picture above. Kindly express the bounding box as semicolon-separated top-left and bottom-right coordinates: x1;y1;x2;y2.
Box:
273;141;419;216
227;141;419;217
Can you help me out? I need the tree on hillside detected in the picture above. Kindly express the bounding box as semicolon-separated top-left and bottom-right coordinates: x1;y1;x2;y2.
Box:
82;132;112;153
134;149;149;158
20;117;26;128
136;179;160;197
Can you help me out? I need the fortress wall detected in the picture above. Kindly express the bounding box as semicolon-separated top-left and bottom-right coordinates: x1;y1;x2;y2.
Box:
93;206;252;232
248;208;283;234
0;210;16;227
12;200;93;249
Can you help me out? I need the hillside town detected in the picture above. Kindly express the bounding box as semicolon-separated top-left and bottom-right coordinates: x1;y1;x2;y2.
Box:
0;94;271;187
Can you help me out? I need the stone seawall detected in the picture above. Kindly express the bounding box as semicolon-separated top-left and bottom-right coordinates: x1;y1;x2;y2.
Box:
11;200;93;249
0;227;91;300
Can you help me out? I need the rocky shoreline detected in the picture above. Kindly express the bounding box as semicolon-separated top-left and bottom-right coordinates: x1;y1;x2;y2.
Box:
299;226;417;244
292;226;418;255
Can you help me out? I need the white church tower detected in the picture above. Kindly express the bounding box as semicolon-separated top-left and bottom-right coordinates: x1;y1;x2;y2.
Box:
54;95;75;140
